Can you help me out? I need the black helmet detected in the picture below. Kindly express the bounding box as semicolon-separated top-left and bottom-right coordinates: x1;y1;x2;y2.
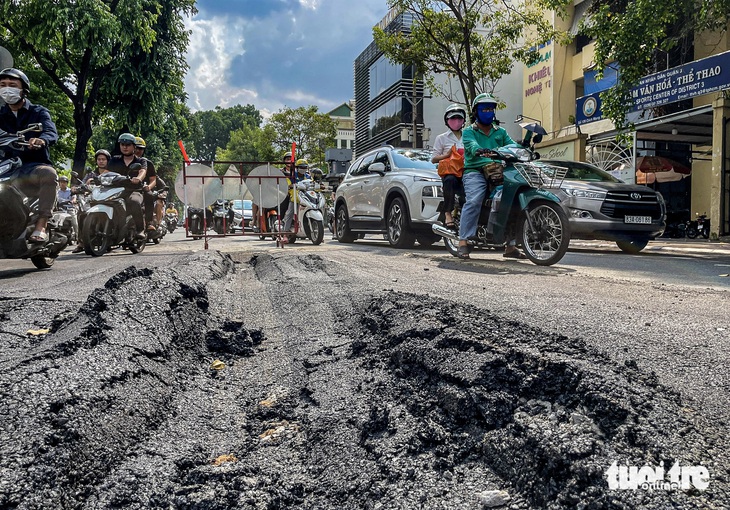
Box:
94;149;111;161
0;68;30;93
117;133;136;145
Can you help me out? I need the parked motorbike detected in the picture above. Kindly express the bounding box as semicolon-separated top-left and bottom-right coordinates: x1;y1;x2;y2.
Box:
210;198;234;234
686;213;709;239
81;169;147;256
256;206;281;240
0;123;67;269
187;206;205;240
276;179;326;245
432;124;571;266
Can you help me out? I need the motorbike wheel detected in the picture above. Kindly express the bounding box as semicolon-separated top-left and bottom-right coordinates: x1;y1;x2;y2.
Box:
83;214;111;257
153;238;161;244
520;201;570;266
31;255;55;269
616;238;649;254
129;231;146;254
443;236;460;257
387;197;415;248
309;219;324;245
686;226;698;239
336;205;356;243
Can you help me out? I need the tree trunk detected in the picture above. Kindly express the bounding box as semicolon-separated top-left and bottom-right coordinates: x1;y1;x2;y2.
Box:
72;103;93;175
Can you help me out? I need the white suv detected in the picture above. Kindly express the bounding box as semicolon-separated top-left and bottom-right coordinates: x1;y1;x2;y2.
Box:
334;146;443;248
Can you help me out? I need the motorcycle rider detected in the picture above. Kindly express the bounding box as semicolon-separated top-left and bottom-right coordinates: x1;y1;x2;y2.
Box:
458;93;524;260
281;159;309;241
108;132;147;239
72;149;112;253
0;68;59;243
134;136;160;231
431;103;466;231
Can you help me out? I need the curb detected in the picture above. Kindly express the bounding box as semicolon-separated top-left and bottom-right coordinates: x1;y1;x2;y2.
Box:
569;240;730;256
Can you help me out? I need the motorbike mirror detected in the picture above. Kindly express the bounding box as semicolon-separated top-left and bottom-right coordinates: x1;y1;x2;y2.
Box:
128;163;142;171
532;133;543;144
71;171;79;178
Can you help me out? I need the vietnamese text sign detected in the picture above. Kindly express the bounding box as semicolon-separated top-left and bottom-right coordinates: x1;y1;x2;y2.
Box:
631;50;730;109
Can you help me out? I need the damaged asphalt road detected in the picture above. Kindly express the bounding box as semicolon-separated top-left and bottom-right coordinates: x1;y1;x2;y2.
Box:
1;251;729;509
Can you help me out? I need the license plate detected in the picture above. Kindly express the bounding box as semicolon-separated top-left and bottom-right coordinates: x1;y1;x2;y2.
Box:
625;215;652;224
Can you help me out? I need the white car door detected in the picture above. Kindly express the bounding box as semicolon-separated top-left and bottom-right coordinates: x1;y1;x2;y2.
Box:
339;153;374;220
363;150;391;221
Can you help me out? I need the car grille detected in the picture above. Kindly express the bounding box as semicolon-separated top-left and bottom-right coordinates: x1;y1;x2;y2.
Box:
600;191;662;219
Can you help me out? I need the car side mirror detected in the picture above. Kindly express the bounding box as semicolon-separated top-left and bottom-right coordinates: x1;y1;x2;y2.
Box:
369;162;386;175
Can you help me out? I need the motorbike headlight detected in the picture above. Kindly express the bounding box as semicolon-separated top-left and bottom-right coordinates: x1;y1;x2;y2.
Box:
561;186;606;200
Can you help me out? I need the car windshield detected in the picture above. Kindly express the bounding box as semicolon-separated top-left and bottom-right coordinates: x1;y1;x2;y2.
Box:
539;160;622;183
232;200;253;210
391;149;437;170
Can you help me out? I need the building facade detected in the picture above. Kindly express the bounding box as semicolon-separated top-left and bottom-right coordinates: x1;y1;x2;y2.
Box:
327;101;356;152
526;0;730;238
353;7;524;158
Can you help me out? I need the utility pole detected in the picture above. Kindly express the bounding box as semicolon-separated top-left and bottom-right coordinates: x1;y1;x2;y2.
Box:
400;67;431;148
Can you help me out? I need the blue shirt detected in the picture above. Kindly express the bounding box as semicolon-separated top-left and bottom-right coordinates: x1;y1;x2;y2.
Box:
462;123;515;174
0;99;58;167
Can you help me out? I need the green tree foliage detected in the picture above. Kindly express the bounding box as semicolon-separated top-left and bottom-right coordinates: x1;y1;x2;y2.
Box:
267;106;336;169
187;104;263;161
374;0;570;105
0;0;196;173
573;0;730;133
217;124;279;165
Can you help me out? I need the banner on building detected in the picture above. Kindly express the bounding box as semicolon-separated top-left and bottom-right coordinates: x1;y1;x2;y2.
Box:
576;49;730;125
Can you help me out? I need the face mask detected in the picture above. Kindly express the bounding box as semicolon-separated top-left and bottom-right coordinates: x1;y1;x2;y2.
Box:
0;87;22;105
476;109;495;126
447;117;465;131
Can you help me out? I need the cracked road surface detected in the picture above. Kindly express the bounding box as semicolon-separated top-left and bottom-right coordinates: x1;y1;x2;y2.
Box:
1;246;729;509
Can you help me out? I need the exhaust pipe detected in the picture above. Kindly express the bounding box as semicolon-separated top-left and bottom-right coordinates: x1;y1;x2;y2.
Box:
432;223;458;242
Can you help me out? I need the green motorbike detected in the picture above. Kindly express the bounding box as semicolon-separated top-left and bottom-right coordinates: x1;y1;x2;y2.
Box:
433;129;571;266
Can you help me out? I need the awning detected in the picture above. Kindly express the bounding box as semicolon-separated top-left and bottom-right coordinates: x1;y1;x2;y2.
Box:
594;104;714;146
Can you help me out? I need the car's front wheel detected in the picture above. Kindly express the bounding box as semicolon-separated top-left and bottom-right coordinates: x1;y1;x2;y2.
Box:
387;197;415;248
336;205;356;243
616;238;649;254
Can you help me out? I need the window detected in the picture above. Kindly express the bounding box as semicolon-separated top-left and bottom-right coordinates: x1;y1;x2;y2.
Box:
352;153;376;176
373;151;391;172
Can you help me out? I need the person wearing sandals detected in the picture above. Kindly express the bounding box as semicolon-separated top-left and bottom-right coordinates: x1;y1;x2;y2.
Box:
431;104;466;232
0;68;59;243
458;92;525;260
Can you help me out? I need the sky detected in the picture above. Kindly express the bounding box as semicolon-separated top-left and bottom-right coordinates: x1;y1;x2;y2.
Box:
184;0;389;117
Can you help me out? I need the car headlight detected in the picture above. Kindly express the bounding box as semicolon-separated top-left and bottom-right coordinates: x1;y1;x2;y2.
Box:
422;185;442;197
561;187;606;200
414;176;441;183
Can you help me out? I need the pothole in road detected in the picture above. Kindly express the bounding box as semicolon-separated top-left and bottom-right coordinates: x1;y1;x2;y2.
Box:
1;253;727;509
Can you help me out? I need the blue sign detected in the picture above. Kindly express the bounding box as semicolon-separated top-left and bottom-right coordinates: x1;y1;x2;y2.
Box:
631;50;730;109
584;66;619;95
574;50;730;124
576;93;603;125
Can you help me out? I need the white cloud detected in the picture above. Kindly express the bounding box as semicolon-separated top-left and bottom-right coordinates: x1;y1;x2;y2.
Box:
184;0;387;114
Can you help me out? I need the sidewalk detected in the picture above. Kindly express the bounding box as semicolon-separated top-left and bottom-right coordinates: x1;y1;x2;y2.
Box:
570;237;730;256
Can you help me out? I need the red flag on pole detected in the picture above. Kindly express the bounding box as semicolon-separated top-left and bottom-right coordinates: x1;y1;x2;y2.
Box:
178;140;191;165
